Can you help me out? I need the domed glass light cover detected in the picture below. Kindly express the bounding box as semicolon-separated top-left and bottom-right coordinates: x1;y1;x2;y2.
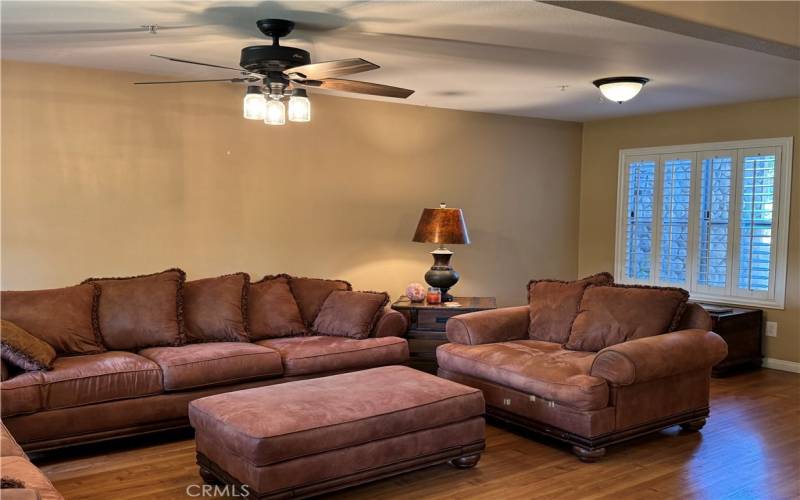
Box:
593;77;650;103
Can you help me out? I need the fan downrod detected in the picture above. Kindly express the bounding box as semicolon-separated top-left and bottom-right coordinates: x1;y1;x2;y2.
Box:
256;19;295;45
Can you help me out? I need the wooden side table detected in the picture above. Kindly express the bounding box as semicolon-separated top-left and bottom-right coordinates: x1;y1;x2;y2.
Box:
698;303;763;377
391;296;497;374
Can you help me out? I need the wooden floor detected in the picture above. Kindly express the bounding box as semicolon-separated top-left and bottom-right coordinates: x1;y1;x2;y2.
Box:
35;369;800;500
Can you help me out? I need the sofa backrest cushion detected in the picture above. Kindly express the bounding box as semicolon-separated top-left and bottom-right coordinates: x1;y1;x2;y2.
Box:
289;277;352;327
313;290;390;339
184;273;250;343
249;275;307;340
1;320;57;371
566;284;690;352
1;284;103;354
84;268;186;350
527;272;613;343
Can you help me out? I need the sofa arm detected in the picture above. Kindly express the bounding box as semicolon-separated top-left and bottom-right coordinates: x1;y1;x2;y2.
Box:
590;329;728;386
371;308;408;338
446;306;530;345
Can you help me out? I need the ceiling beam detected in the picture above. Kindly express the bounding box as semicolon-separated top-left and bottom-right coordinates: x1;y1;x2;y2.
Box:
543;1;800;61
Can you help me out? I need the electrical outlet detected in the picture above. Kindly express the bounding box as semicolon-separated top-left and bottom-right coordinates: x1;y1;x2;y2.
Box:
765;321;778;337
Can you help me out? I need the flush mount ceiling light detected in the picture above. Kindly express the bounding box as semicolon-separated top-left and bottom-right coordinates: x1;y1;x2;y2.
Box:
593;76;650;103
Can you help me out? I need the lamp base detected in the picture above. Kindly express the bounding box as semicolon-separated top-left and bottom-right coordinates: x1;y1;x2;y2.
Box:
424;247;459;302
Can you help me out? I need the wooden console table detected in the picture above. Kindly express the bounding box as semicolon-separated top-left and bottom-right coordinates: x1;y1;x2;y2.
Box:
391;296;497;373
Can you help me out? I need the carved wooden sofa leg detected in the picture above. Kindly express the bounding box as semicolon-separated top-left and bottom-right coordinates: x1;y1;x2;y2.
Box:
572;445;606;462
679;418;707;432
449;453;481;469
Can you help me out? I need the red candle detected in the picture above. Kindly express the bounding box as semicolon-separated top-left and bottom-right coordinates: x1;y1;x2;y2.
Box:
426;288;442;304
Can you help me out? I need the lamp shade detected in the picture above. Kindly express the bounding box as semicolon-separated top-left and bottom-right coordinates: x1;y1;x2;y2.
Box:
413;203;470;245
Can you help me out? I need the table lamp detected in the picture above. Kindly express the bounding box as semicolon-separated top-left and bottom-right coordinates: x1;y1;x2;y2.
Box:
412;202;470;302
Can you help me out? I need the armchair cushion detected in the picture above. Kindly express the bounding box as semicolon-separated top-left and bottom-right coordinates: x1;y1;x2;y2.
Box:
446;306;529;345
527;272;613;343
590;329;728;385
1;320;56;371
566;284;689;352
184;273;249;343
248;275;307;340
313;290;389;339
437;340;608;410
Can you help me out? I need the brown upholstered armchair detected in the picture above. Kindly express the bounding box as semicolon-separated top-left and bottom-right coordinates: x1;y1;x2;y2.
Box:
437;303;727;461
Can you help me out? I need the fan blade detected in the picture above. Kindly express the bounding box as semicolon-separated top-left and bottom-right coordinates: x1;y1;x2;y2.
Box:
9;26;196;36
150;54;243;73
308;78;414;99
285;58;378;80
134;78;248;85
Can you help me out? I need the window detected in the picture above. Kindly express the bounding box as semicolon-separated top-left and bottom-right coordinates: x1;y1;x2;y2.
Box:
615;138;792;309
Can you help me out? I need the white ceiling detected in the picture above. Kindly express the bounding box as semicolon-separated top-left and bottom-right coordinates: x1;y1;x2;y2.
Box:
2;1;798;122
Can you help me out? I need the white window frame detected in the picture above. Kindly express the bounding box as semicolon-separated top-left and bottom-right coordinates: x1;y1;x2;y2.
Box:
614;137;793;309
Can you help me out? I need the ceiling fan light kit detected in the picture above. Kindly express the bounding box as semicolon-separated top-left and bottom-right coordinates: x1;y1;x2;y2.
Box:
593;76;650;103
136;18;413;127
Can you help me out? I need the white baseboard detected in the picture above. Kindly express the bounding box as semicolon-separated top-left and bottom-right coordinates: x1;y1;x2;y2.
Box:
763;358;800;373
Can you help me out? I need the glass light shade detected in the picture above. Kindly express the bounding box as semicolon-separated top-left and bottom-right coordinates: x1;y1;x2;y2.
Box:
264;98;286;125
288;95;311;122
593;77;649;103
243;91;266;120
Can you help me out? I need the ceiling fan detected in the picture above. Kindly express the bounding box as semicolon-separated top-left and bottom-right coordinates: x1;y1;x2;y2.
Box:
135;18;414;125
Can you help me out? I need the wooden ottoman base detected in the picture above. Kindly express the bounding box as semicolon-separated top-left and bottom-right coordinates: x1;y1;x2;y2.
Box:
198;443;484;499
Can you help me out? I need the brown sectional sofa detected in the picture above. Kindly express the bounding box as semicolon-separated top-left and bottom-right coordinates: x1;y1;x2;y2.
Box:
1;273;409;452
1;422;63;499
437;296;728;461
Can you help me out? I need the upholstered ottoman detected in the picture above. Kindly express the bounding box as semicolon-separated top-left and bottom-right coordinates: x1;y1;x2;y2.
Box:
189;365;485;499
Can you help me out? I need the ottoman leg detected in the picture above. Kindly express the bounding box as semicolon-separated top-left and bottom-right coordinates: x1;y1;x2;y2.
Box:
199;466;222;485
449;453;481;469
572;445;606;462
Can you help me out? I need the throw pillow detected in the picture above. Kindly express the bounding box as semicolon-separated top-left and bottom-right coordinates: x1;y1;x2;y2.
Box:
313;290;389;339
1;283;103;354
83;268;186;350
527;272;613;343
0;320;56;371
565;284;690;352
249;275;307;339
289;276;352;326
184;273;249;343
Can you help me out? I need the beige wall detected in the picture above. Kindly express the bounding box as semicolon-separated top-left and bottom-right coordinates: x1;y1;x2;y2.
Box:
1;60;583;308
579;97;800;363
625;1;800;47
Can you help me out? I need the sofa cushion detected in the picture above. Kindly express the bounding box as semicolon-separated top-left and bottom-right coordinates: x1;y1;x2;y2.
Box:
39;352;162;410
0;457;63;500
437;340;608;411
0;372;43;417
84;268;185;350
1;284;103;355
184;273;250;343
138;343;283;391
256;336;408;377
313;290;389;339
566;284;690;352
248;275;306;340
1;320;56;371
527;272;613;343
288;276;352;326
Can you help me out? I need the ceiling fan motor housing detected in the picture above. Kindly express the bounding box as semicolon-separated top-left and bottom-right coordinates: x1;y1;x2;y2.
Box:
240;45;310;73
